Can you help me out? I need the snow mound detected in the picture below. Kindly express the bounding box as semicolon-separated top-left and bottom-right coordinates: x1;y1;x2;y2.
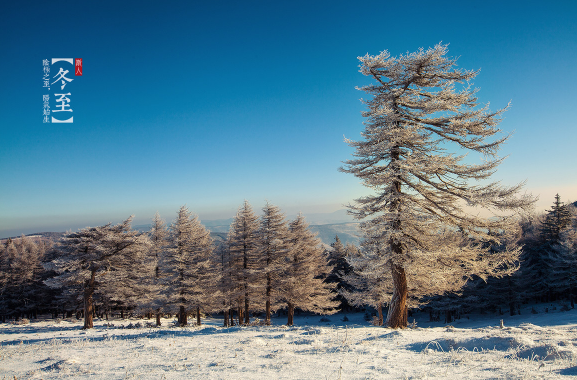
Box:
415;336;529;352
292;338;315;345
513;344;576;361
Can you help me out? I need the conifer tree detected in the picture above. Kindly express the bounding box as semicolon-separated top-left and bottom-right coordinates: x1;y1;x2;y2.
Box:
520;196;574;302
282;214;337;326
541;194;572;244
146;212;169;326
517;212;549;301
0;240;12;317
340;242;391;325
258;202;290;325
46;217;149;329
341;43;533;328
557;206;577;307
227;201;261;324
540;198;576;302
0;235;48;319
326;236;356;311
101;231;154;319
165;206;214;326
214;240;235;326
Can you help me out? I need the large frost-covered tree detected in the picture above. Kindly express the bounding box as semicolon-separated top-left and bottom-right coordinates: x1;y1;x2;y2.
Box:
214;240;236;326
0;235;50;319
341;43;533;328
326;236;356;312
282;214;337;326
46;217;149;329
227;201;261;324
165;206;214;326
142;212;169;326
257;202;290;325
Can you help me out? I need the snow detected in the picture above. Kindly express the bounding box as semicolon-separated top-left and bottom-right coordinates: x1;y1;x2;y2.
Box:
1;305;577;379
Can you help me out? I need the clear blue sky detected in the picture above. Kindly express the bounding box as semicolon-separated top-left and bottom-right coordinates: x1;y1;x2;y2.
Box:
1;0;576;238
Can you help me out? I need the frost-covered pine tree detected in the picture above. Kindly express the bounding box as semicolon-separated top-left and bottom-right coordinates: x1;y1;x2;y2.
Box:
213;239;236;326
257;202;290;325
341;43;533;328
144;212;169;326
340;243;390;325
282;214;338;326
517;211;549;301
540;194;572;244
557;205;577;307
540;198;576;302
326;236;356;311
0;235;49;320
227;201;261;324
100;231;153;319
519;196;573;302
46;217;149;329
165;206;214;326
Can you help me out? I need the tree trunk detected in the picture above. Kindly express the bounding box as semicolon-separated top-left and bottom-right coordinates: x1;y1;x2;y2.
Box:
156;310;162;326
238;305;243;325
223;309;229;327
230;308;235;326
179;305;187;326
244;296;250;325
265;274;271;325
385;144;408;329
445;309;452;324
377;302;383;326
287;302;294;326
386;263;408;328
196;306;201;326
83;270;96;329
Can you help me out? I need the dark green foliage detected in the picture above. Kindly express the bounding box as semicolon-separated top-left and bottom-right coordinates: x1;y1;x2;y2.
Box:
540;194;572;244
326;236;357;311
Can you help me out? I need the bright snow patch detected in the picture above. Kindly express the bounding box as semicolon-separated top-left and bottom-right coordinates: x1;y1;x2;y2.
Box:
1;306;577;379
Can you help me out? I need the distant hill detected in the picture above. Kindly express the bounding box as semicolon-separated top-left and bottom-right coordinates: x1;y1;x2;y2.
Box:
308;223;360;246
6;210;361;247
133;210;360;246
0;231;66;243
134;220;361;246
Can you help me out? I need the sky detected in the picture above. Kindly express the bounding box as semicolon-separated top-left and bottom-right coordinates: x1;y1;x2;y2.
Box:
1;0;576;238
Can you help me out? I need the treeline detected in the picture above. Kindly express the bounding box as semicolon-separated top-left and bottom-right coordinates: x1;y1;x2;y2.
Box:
0;202;338;328
1;196;575;328
424;194;577;322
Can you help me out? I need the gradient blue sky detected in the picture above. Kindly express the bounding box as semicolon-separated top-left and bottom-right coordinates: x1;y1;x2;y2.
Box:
1;0;576;238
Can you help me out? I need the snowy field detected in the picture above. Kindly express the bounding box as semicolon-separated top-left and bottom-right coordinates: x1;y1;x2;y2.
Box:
1;305;577;379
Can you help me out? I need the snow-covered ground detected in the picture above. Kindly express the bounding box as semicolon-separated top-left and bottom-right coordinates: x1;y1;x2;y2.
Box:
1;304;577;379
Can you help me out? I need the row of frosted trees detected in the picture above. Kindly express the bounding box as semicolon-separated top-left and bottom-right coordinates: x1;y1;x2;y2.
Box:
43;201;337;329
2;195;574;328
